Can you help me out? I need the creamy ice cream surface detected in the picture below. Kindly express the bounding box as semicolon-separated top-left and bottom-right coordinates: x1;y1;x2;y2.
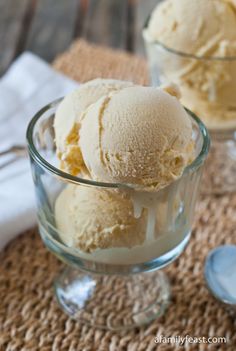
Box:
144;0;236;129
55;184;188;264
80;85;193;189
55;185;147;253
145;0;236;57
54;79;194;260
54;78;133;175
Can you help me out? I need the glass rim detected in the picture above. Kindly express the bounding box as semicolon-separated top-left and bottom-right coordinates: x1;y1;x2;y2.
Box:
143;16;236;62
26;98;210;189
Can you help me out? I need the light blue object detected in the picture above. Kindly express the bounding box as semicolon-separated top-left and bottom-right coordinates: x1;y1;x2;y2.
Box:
205;245;236;305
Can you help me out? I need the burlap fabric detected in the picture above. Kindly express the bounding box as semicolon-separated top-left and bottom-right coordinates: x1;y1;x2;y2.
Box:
0;40;235;351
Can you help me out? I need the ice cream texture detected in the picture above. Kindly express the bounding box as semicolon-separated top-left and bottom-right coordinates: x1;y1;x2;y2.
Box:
145;0;236;57
80;85;193;188
144;0;236;129
54;78;133;175
55;185;147;253
55;184;187;262
54;79;194;256
55;80;193;189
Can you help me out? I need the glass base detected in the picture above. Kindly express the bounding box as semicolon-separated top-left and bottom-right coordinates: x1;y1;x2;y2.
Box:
54;267;171;331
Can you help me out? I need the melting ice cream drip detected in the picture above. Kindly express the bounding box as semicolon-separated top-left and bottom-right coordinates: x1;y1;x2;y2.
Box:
133;197;143;219
146;206;158;241
166;182;178;229
130;190;160;241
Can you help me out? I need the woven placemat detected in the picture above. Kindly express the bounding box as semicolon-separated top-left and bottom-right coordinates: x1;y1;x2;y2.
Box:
1;40;236;351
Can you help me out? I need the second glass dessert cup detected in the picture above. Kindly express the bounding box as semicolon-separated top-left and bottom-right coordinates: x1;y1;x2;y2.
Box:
143;21;236;194
27;99;210;330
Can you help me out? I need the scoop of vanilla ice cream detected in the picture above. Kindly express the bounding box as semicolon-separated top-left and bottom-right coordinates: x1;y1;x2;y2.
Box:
54;78;133;175
54;81;193;257
145;0;236;56
55;185;147;253
79;86;193;189
144;0;236;129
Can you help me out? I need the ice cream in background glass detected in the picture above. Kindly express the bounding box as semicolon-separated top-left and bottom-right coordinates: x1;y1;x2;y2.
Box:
143;0;236;194
27;78;209;330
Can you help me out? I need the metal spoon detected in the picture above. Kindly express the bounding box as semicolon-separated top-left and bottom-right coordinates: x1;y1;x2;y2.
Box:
0;145;28;170
204;245;236;309
0;145;27;157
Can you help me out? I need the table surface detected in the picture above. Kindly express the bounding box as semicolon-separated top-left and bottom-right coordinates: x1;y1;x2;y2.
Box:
0;0;160;76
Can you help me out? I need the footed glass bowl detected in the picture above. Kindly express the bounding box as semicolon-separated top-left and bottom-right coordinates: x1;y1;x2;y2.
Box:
26;99;209;330
143;16;236;194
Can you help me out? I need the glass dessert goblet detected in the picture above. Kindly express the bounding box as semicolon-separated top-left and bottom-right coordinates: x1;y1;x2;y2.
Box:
143;21;236;194
26;99;209;330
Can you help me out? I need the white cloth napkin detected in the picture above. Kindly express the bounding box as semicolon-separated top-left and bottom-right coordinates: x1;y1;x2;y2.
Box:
0;52;78;250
